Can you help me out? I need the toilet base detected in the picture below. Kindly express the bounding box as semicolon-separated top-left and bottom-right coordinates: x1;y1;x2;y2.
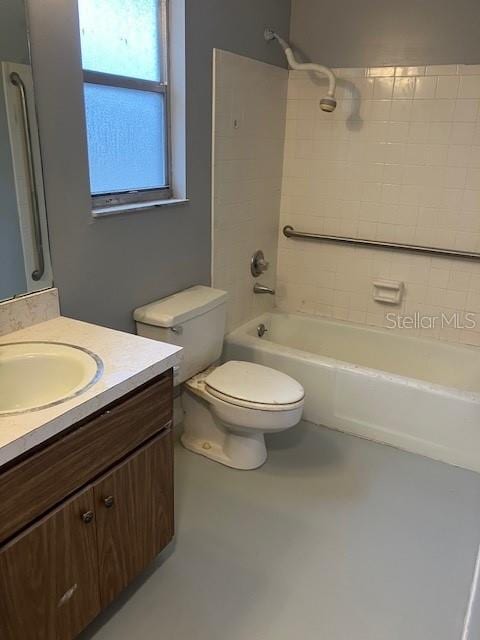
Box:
181;431;267;470
182;388;268;470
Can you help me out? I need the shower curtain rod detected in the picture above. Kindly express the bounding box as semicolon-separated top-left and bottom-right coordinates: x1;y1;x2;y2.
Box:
283;225;480;261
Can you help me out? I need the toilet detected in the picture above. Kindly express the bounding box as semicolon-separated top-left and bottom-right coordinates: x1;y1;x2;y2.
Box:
134;286;304;469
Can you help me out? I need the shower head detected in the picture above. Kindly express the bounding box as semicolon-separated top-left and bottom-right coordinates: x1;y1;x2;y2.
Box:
264;27;337;114
320;96;337;112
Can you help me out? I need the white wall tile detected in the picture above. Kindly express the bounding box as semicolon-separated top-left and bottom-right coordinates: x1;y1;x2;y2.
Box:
453;100;479;122
426;64;458;76
458;76;480;99
435;76;460;99
368;67;396;77
213;60;480;346
278;64;480;346
396;66;426;77
373;77;394;99
393;77;416;99
212;50;287;332
414;76;437;99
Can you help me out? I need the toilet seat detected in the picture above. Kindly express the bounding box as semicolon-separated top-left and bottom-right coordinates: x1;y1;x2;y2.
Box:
203;361;304;412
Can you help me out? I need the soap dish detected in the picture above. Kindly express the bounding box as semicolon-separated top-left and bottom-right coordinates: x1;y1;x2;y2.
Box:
373;279;404;305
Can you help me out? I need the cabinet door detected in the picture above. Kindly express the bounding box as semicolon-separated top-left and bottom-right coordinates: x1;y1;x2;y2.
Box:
0;487;100;640
94;430;174;607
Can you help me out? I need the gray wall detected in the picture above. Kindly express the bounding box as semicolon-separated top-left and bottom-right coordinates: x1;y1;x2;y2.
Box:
0;0;29;64
0;80;27;301
290;0;480;68
0;0;29;300
26;0;290;333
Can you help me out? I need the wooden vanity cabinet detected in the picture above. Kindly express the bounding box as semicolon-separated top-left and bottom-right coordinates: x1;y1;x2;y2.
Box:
94;430;174;608
0;371;174;640
0;486;100;640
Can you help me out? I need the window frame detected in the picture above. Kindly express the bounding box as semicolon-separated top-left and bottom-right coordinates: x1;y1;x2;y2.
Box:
81;0;172;210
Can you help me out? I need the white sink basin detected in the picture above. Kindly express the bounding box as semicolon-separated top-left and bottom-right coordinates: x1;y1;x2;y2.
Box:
0;342;103;415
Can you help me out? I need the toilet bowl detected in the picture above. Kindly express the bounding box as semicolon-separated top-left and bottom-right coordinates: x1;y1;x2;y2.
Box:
182;361;304;469
134;286;305;470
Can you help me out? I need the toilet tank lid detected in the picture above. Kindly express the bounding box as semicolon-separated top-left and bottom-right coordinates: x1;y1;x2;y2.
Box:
133;286;228;328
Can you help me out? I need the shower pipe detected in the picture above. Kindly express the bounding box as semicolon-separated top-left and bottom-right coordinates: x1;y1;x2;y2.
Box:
264;28;337;112
266;34;477;260
283;225;480;261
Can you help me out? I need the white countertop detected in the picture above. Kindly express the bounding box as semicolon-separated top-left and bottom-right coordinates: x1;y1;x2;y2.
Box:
0;316;182;467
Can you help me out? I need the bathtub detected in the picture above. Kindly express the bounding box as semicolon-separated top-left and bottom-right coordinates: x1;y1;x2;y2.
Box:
224;311;480;473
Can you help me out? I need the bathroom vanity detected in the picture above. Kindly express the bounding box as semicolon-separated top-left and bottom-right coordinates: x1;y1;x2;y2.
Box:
0;291;181;640
0;373;173;639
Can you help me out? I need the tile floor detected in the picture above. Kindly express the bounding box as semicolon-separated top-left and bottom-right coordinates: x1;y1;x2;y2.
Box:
81;421;480;640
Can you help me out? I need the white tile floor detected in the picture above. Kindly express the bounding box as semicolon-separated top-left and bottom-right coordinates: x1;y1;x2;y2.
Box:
81;422;480;640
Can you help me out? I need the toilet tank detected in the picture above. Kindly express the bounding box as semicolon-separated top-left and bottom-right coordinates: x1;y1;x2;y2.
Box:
134;286;228;384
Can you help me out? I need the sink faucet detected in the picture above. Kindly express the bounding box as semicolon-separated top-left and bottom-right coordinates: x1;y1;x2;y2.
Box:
253;283;275;295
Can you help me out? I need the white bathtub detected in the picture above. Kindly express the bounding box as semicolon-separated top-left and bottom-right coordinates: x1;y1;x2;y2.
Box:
224;311;480;473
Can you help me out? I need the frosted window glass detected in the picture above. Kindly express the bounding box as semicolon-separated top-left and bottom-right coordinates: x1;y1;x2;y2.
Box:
78;0;161;81
84;84;166;194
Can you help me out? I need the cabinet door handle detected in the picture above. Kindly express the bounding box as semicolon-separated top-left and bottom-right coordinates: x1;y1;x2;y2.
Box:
81;510;94;524
103;496;114;508
57;584;78;608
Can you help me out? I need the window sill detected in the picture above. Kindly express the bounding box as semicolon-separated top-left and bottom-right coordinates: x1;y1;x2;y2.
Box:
92;197;189;218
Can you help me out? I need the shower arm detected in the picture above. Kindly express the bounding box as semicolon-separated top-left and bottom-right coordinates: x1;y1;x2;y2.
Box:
284;50;336;98
265;30;336;98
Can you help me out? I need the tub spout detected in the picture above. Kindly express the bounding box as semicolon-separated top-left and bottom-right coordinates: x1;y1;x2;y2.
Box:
254;283;275;295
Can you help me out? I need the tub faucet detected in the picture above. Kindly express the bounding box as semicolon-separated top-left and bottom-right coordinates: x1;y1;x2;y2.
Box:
253;283;275;295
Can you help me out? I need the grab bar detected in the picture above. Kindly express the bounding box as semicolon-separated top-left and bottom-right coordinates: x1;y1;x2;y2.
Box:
10;71;45;281
283;225;480;261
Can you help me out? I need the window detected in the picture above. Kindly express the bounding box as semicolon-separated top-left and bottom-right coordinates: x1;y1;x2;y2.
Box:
78;0;170;209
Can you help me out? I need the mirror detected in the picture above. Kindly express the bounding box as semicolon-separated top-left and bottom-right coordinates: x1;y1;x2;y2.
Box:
0;0;52;302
